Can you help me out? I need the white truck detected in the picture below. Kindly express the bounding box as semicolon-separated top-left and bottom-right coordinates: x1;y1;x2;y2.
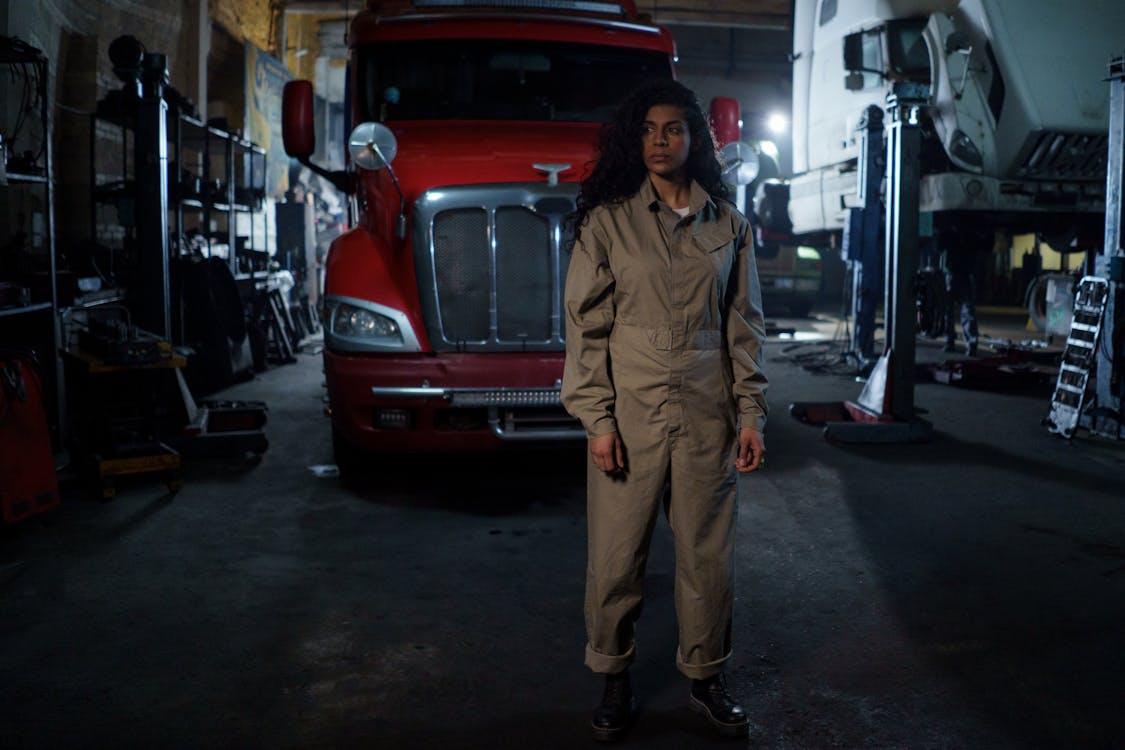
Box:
782;0;1125;251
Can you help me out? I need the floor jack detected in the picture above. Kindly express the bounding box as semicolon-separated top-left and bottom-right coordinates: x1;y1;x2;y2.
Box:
791;83;934;443
165;370;269;459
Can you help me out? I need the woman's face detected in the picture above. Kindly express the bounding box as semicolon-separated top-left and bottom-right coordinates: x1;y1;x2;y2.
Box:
641;104;692;182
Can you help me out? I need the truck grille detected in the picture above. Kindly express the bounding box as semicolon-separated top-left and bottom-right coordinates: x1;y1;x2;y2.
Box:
414;184;577;352
1016;130;1107;180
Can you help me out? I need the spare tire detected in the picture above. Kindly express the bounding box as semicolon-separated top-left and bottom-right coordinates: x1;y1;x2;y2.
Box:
177;257;250;394
202;257;246;344
914;268;947;339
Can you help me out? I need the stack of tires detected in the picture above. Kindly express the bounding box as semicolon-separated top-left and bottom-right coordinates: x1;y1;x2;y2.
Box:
177;257;253;394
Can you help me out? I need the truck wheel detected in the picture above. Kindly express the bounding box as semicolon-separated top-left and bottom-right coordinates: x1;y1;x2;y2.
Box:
1025;274;1049;332
914;269;947;339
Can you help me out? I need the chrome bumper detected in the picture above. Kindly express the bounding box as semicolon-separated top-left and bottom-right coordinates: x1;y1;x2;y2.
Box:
369;386;586;441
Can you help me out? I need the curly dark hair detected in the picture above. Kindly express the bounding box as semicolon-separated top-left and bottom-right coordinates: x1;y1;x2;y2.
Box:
572;79;729;240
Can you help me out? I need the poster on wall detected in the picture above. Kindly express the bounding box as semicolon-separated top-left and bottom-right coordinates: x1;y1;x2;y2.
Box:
244;42;291;197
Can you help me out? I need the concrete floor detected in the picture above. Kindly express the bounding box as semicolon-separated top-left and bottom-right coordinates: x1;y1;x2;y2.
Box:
2;311;1124;749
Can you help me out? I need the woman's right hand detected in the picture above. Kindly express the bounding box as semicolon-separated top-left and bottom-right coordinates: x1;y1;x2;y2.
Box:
589;432;625;475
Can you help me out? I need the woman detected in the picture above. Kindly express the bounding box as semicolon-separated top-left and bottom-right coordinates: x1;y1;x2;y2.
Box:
561;79;768;742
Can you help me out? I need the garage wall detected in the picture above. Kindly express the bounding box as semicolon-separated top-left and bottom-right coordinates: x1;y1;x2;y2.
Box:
3;1;200;258
211;0;274;54
1;0;278;255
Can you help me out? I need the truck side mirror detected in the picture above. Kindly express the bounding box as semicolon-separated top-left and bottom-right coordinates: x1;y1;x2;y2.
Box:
282;80;315;159
843;32;864;72
709;97;742;147
845;72;865;91
720;142;760;186
281;79;350;195
348;122;398;170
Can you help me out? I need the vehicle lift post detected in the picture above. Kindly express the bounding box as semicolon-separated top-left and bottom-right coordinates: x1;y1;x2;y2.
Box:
127;45;172;340
791;82;934;443
1088;54;1125;438
1046;55;1124;439
842;104;884;366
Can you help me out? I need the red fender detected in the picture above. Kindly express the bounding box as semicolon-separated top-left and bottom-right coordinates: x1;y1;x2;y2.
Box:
323;227;432;351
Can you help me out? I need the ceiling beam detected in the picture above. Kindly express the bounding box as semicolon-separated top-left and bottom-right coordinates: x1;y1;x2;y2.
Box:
642;1;791;30
281;0;361;13
280;0;792;28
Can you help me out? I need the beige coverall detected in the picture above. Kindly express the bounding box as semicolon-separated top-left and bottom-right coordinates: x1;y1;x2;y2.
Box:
561;179;768;680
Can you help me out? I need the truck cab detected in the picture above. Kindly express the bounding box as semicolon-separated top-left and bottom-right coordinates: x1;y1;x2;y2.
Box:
784;0;1123;247
283;0;684;462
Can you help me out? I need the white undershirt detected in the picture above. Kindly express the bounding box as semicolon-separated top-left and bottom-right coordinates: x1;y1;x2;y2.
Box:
672;206;691;218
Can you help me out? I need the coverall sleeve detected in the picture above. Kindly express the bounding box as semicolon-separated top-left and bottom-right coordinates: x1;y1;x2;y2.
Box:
561;217;619;437
725;222;769;431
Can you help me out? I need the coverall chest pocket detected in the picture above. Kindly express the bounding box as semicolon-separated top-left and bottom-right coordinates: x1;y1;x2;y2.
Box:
691;227;738;287
691;227;736;256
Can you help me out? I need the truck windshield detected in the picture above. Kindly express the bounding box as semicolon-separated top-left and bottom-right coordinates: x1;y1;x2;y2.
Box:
886;19;931;80
358;40;672;122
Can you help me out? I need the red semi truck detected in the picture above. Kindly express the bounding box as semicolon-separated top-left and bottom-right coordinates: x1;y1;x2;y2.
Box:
282;0;747;464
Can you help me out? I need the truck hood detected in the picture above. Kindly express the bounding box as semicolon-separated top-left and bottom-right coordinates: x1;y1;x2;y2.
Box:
972;0;1125;177
384;121;601;197
981;0;1123;134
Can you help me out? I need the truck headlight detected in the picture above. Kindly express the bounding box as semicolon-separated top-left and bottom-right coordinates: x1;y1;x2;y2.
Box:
332;302;402;344
322;295;421;353
950;129;983;170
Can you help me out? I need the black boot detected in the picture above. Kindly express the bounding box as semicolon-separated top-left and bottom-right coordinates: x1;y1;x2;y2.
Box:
689;673;748;738
591;670;634;742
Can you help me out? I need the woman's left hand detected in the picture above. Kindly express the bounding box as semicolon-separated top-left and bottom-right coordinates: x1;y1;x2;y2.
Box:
734;427;765;473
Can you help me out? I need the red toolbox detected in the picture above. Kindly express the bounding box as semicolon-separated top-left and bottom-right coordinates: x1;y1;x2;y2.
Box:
0;354;60;523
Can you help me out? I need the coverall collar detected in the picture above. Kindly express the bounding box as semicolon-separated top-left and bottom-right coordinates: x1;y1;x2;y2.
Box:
639;178;716;219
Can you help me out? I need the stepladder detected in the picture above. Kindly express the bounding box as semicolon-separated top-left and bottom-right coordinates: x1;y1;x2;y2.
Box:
1046;276;1110;438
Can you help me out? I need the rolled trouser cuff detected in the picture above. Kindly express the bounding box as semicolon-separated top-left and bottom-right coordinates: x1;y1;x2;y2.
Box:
675;647;730;680
585;642;635;674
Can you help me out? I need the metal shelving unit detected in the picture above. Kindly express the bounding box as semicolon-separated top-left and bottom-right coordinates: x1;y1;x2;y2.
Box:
1;36;62;445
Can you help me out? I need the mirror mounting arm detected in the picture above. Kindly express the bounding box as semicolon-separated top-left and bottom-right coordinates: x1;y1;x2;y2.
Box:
363;140;408;240
384;162;408;240
297;156;352;194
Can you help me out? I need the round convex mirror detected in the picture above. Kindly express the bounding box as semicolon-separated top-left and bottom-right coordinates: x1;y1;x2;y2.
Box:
720;142;760;186
348;122;398;170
